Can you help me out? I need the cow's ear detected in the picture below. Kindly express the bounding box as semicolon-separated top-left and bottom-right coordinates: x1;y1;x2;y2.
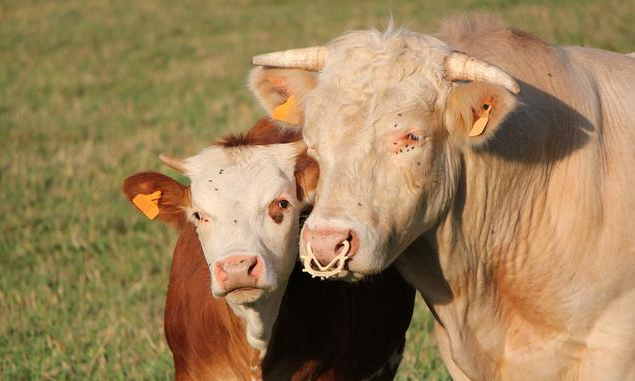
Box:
294;154;319;204
122;172;190;228
444;82;517;147
248;67;317;127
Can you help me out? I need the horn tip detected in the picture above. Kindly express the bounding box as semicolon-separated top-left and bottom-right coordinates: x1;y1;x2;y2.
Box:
159;153;187;173
510;82;521;94
251;53;273;67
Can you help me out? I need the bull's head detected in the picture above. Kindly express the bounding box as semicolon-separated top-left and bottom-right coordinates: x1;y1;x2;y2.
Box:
250;26;519;280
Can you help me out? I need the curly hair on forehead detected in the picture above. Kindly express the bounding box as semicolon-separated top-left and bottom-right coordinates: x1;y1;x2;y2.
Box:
217;117;302;148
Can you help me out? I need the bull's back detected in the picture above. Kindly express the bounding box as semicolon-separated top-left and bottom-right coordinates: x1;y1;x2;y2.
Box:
563;46;635;153
558;46;635;271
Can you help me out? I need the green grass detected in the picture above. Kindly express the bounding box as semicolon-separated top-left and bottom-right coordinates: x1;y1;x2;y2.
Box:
1;0;633;379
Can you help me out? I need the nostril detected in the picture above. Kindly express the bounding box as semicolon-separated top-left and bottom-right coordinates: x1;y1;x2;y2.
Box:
247;261;257;276
334;231;353;252
346;230;359;256
214;263;228;282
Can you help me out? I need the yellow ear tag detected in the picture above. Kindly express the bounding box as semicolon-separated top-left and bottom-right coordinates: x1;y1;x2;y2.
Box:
132;191;162;220
272;95;301;125
469;102;493;137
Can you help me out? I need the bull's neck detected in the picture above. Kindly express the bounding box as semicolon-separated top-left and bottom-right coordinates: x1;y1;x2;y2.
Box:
441;145;602;287
410;146;604;379
228;283;288;356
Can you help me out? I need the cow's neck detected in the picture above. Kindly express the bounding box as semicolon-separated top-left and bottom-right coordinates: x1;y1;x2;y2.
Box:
228;284;287;357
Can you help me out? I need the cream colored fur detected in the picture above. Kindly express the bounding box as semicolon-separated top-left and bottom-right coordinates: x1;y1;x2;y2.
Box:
250;15;635;381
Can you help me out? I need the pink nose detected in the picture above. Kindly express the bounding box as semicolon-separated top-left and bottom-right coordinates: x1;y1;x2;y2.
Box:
302;226;359;267
213;255;264;293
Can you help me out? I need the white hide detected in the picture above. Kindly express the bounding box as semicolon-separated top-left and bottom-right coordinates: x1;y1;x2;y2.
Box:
299;25;459;278
283;19;635;380
183;142;305;350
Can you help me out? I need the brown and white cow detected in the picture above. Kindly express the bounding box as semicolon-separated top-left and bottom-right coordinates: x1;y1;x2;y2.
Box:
249;15;635;381
122;118;415;381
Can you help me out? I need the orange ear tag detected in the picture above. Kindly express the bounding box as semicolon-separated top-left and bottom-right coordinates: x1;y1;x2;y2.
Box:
132;190;162;220
469;102;493;137
272;95;301;125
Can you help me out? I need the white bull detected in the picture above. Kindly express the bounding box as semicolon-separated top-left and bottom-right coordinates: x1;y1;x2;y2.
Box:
249;15;635;381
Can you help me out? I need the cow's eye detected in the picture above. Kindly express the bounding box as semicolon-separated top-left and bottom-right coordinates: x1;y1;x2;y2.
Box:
278;199;290;209
193;211;202;221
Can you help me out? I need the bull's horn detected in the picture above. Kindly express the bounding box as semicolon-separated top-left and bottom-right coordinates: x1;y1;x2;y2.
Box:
251;46;328;71
159;153;187;173
445;51;520;94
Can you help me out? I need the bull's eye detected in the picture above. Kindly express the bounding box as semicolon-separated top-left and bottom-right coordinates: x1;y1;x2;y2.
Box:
407;133;421;142
193;211;202;221
279;199;290;209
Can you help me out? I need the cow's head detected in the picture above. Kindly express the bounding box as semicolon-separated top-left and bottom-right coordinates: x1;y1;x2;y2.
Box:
250;27;519;280
123;122;318;304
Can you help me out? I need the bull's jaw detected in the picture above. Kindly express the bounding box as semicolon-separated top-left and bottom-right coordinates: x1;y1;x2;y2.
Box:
227;281;287;353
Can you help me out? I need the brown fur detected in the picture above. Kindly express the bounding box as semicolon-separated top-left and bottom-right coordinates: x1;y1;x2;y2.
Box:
163;222;414;381
268;199;285;224
165;225;255;381
122;172;191;228
123;117;415;380
217;117;302;147
217;117;318;202
294;154;319;202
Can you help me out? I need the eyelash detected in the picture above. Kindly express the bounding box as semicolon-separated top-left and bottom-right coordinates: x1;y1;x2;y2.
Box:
407;133;421;142
193;211;209;223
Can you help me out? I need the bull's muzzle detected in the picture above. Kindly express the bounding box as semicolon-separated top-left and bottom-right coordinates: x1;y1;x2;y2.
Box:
300;240;352;280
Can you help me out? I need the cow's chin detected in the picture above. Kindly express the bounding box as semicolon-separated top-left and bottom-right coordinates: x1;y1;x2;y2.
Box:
225;287;266;305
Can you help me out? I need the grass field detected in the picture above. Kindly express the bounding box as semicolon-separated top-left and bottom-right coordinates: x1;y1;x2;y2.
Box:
1;1;634;380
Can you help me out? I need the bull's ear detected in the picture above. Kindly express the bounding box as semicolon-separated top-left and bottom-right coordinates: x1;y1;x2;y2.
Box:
444;82;517;147
294;154;319;204
122;172;190;228
248;67;317;127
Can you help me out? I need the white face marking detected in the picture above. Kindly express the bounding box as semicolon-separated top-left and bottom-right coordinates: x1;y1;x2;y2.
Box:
184;143;305;300
300;29;456;278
